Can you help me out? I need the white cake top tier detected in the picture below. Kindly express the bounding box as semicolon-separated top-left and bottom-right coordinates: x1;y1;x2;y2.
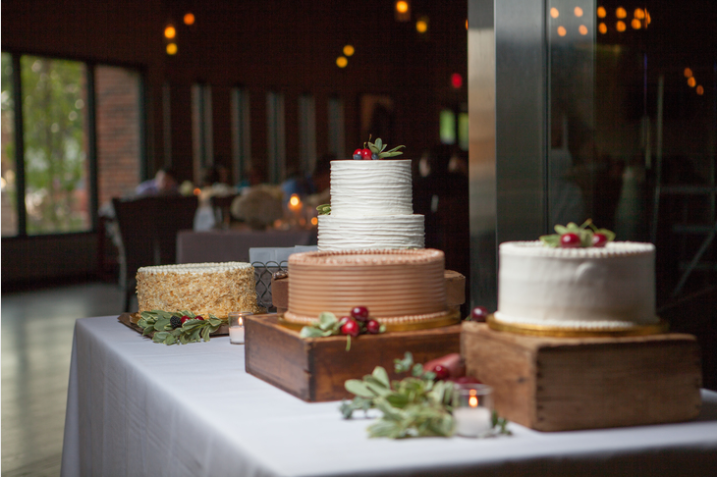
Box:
330;160;413;217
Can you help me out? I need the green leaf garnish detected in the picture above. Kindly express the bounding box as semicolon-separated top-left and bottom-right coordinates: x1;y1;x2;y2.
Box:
365;136;405;159
136;310;226;345
316;204;331;215
340;353;512;439
540;219;616;248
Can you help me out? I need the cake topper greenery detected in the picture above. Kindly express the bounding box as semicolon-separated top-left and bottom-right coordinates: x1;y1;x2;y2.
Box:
340;352;511;439
539;219;616;248
353;135;406;160
137;310;226;345
300;306;386;351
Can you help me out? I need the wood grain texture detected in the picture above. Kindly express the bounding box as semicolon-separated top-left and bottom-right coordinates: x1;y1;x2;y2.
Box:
245;314;461;401
462;322;703;431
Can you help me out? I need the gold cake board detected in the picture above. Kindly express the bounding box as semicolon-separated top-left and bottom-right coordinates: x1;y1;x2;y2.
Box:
278;309;462;332
486;314;669;338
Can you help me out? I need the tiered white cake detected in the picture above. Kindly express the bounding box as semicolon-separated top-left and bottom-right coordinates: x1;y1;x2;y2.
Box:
317;160;424;250
494;241;659;330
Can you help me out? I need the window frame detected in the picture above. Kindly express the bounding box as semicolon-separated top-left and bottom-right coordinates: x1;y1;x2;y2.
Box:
1;50;147;238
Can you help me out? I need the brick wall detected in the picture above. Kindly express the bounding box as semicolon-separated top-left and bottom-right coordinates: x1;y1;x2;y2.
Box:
95;65;141;207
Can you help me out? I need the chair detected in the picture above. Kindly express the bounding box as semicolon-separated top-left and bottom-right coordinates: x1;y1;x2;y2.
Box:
153;195;199;265
112;197;158;312
112;195;199;312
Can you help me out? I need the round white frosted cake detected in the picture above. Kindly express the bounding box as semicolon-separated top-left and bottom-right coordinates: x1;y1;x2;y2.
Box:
136;262;265;318
318;160;424;250
494;241;659;330
283;249;456;329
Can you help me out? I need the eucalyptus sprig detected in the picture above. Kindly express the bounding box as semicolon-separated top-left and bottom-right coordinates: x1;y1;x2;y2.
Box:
137;310;225;345
539;218;615;248
340;352;511;439
366;136;405;159
299;312;386;351
316;204;331;215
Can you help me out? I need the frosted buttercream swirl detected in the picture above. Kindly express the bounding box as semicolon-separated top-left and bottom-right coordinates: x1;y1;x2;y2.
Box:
330;160;414;217
318;215;424;251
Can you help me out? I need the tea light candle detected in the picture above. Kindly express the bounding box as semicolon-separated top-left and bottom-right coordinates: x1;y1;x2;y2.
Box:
228;312;252;345
453;406;492;437
452;384;494;437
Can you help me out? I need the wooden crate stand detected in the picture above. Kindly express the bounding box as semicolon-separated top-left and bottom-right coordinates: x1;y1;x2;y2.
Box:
245;314;461;402
461;322;703;431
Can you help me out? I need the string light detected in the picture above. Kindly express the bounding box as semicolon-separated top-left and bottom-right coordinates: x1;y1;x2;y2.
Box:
550;8;559;19
579;25;588;35
684;68;693;78
634;8;645;20
557;26;566;36
631;18;641;29
336;56;348;68
394;0;410;21
616;7;627;19
164;25;176;39
696;85;704;95
616;21;626;32
416;19;428;33
396;1;408;13
166;43;178;55
597;6;606;18
687;77;696;88
343;45;355;57
599;23;607;34
574;7;583;17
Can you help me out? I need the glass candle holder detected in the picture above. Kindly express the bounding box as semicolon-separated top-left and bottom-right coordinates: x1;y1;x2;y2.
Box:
452;383;494;437
228;312;252;344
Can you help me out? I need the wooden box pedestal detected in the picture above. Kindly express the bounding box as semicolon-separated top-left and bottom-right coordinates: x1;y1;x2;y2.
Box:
245;314;461;402
461;322;703;431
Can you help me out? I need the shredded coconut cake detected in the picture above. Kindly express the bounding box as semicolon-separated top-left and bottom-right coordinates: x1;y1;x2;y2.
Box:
136;262;264;318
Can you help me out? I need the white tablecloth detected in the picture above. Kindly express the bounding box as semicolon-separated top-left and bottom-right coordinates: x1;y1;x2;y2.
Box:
61;316;717;477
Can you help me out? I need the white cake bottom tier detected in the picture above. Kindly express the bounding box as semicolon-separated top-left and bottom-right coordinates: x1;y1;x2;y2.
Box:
497;241;658;327
318;214;424;251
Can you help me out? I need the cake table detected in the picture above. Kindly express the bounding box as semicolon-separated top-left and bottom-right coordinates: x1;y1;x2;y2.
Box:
61;315;717;476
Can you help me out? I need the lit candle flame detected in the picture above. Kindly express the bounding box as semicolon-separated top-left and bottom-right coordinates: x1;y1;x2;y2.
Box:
469;389;478;408
238;316;243;326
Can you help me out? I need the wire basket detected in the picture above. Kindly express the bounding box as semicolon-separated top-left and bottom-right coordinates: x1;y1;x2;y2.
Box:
252;260;288;312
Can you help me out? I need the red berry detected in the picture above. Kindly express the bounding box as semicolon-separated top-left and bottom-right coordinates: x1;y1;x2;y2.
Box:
180;316;192;324
560;233;581;248
341;319;360;337
350;306;370;322
432;365;450;380
592;233;608;247
353;148;363;156
360;148;372;160
471;306;489;322
366;319;381;334
195;316;204;321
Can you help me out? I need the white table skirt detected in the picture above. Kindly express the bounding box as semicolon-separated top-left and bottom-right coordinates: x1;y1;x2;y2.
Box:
61;316;717;477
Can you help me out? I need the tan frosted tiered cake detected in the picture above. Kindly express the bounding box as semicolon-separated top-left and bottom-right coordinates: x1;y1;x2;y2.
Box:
493;241;661;332
136;262;264;318
283;249;459;330
318;160;424;250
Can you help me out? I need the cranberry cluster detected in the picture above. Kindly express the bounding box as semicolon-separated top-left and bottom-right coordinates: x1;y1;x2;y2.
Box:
339;306;381;337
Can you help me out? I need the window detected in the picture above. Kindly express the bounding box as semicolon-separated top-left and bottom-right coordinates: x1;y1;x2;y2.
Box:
298;94;316;173
192;83;213;183
1;52;144;237
231;88;251;185
440;109;456;145
1;53;17;236
266;91;285;184
328;96;345;159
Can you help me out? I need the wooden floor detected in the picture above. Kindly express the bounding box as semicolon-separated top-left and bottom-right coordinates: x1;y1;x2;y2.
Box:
1;280;714;476
1;281;125;477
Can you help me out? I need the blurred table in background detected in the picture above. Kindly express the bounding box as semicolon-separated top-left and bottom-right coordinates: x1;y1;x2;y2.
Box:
177;228;317;264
